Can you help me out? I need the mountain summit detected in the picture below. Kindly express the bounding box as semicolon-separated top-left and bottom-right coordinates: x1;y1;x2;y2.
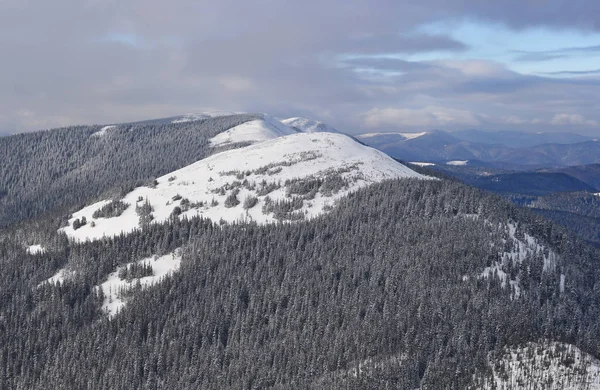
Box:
60;114;426;242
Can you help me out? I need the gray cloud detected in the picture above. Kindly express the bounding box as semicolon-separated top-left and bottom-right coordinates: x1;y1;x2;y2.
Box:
0;0;600;135
514;52;568;62
339;33;468;55
341;58;434;72
514;44;600;62
446;0;600;31
543;69;600;75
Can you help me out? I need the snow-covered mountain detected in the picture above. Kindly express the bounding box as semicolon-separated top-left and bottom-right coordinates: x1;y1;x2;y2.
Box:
281;117;341;134
62;116;427;241
357;131;427;141
209;115;297;146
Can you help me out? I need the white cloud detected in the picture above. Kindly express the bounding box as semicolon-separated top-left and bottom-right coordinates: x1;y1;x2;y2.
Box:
1;1;600;136
501;114;598;127
434;59;507;77
550;113;598;126
363;106;480;129
220;76;254;92
502;115;528;125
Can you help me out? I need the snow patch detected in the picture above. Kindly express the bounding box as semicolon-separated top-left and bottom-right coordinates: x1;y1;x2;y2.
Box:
92;125;115;137
410;162;436;167
61;132;429;242
26;244;45;255
447;160;468;166
40;268;76;286
400;132;427;140
97;250;182;317
480;221;559;299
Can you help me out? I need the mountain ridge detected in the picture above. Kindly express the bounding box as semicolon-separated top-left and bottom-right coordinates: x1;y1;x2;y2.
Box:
60;117;426;242
359;129;600;167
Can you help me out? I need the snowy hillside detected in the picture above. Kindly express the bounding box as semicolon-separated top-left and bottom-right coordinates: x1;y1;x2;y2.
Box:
209;116;297;146
477;220;560;299
60;124;427;242
97;250;182;317
281;117;340;134
483;342;600;389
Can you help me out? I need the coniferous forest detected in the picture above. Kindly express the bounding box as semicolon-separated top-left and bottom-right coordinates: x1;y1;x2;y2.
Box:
1;117;600;389
0;114;259;227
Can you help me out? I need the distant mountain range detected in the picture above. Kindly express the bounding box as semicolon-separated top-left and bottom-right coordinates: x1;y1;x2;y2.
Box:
415;160;600;194
540;164;600;190
357;129;600;168
451;129;594;148
468;171;595;196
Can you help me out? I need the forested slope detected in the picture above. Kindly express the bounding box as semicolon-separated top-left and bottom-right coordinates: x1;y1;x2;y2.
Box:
0;114;259;227
1;179;598;389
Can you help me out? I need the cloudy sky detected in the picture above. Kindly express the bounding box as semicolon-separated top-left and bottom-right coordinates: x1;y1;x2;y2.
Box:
1;0;600;135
